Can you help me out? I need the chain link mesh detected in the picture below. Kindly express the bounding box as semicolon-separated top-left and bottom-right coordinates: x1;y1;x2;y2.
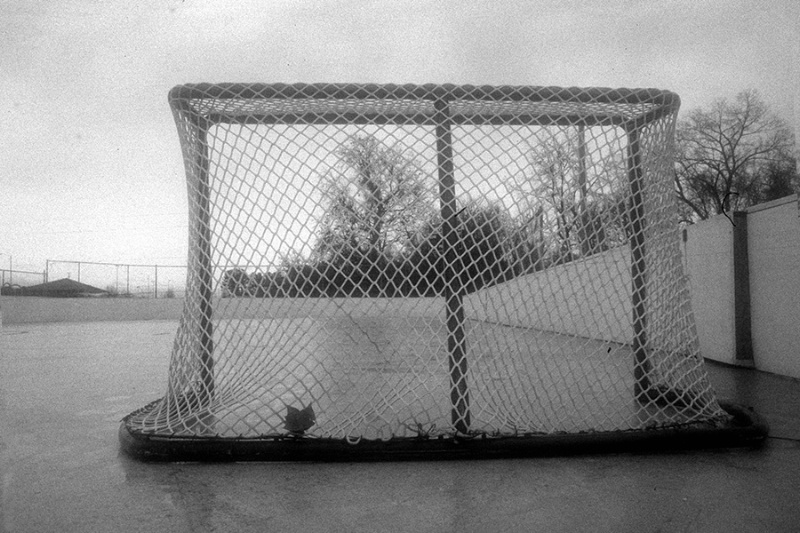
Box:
123;83;729;451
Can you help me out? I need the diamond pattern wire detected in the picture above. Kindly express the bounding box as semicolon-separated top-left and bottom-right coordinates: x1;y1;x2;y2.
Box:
124;83;729;449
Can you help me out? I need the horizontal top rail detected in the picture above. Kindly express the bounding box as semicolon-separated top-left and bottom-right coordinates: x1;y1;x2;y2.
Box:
46;259;186;268
169;83;680;127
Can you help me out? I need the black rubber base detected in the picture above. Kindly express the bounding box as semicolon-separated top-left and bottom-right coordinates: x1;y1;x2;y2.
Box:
119;401;768;462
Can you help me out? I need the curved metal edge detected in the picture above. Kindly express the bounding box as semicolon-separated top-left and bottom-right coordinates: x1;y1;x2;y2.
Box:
118;401;768;463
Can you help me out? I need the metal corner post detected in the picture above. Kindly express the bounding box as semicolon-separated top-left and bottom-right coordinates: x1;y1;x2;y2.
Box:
434;96;470;434
626;125;652;400
194;118;215;402
732;211;753;363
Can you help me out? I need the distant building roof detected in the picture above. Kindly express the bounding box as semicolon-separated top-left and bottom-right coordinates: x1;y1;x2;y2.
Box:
15;278;108;297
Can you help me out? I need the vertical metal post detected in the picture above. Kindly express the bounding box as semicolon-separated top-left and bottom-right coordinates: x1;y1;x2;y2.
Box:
126;265;130;295
577;124;589;254
434;96;470;434
77;261;81;283
626;125;652;400
732;212;753;363
577;124;587;203
194;121;215;402
154;265;159;299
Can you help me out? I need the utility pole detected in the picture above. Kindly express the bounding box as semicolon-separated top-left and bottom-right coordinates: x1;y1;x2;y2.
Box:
0;254;11;284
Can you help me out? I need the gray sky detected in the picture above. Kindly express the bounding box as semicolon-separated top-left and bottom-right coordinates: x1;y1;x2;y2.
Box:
1;0;797;272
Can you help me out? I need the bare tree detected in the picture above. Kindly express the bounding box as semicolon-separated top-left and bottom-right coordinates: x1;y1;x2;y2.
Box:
315;135;435;263
674;89;797;222
761;156;800;202
506;205;545;275
520;128;581;262
515;127;628;263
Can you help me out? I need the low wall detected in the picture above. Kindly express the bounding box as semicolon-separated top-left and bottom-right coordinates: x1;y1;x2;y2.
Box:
683;215;738;366
0;296;185;325
746;196;800;379
465;245;632;344
0;295;445;325
4;196;799;379
212;296;445;320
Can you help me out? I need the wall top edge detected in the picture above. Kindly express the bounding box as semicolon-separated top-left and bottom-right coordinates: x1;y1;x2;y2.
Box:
743;194;799;215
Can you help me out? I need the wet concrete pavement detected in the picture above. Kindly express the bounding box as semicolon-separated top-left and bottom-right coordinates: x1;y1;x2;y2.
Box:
2;321;799;532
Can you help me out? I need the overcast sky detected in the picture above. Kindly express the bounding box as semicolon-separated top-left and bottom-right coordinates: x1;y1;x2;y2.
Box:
1;0;797;273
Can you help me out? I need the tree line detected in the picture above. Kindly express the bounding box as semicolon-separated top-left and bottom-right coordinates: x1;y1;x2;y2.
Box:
674;89;797;222
223;202;530;298
224;129;631;298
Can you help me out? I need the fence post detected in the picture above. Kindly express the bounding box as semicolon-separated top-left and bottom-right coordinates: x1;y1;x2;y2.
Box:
154;265;158;298
732;212;753;363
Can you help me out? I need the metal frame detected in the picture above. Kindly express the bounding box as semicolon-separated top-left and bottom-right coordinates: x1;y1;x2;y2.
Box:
119;83;768;461
121;402;767;461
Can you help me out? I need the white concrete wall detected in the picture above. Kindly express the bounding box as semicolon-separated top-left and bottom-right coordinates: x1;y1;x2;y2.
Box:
470;196;800;379
0;296;184;325
746;196;800;379
682;214;737;365
3;196;799;379
0;295;445;325
465;245;632;344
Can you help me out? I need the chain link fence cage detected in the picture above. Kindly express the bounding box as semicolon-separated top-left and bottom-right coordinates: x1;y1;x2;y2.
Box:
120;83;766;461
